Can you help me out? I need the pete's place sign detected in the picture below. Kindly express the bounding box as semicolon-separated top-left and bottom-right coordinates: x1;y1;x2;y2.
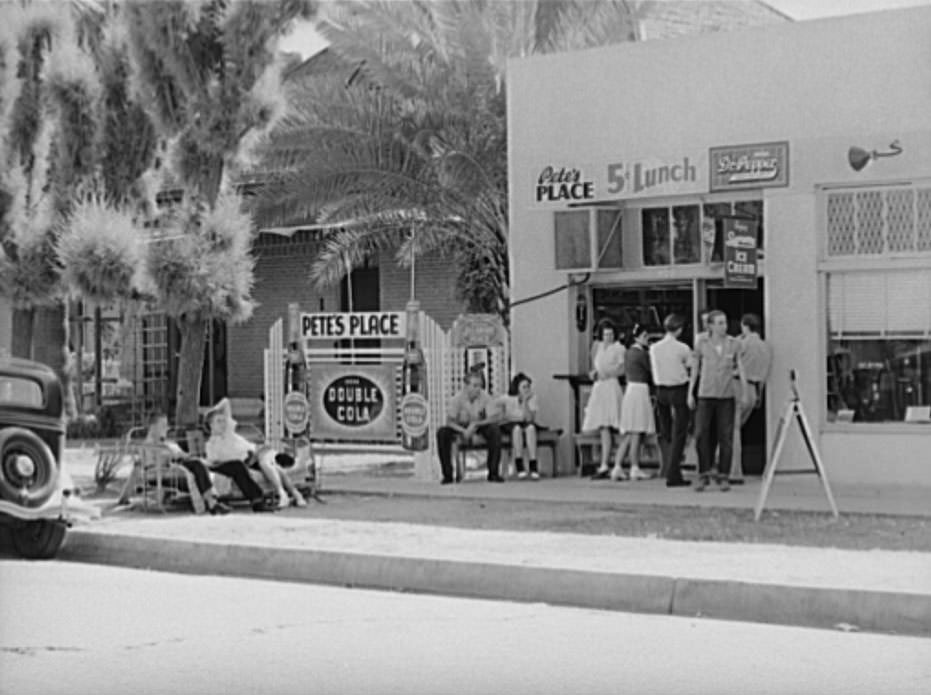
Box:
535;166;595;203
530;152;707;208
710;141;789;191
309;364;397;441
302;312;406;340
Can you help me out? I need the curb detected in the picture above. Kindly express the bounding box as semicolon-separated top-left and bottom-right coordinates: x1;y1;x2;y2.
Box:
59;529;931;637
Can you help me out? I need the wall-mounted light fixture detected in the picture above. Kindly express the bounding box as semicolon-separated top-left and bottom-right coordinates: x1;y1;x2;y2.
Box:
848;140;903;172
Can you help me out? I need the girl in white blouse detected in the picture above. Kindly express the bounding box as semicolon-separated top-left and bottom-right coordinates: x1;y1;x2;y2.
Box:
582;320;626;479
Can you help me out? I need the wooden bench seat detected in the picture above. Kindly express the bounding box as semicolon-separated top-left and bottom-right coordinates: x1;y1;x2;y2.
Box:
454;427;564;478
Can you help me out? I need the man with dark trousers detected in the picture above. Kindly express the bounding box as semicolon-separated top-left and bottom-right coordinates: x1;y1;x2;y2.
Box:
650;313;692;487
688;310;748;492
436;371;504;484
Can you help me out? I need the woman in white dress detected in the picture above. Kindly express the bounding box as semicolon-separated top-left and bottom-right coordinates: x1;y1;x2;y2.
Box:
582;320;626;479
611;324;655;481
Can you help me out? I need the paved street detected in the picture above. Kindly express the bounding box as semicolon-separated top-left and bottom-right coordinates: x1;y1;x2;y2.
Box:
2;561;929;695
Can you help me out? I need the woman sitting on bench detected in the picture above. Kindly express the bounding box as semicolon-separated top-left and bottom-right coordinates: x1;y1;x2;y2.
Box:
500;373;541;480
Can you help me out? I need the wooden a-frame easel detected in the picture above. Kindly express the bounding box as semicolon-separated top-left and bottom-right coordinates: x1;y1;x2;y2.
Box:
754;370;839;521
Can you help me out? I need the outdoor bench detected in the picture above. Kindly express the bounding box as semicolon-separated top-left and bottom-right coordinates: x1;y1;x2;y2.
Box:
453;427;563;479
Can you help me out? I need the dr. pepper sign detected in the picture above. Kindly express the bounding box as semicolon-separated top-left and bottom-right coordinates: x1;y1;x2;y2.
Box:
722;217;759;288
309;364;397;441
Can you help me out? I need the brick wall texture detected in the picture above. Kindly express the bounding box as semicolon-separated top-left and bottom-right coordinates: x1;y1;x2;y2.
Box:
639;1;788;40
225;237;466;398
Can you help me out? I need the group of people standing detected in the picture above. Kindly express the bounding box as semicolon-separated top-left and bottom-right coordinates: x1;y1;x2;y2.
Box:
584;310;772;491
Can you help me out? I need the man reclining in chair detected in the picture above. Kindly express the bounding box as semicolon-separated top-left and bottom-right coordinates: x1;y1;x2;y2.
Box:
146;412;276;514
204;398;307;510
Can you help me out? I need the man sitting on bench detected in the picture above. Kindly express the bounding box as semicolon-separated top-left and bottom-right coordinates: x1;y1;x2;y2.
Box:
436;371;503;484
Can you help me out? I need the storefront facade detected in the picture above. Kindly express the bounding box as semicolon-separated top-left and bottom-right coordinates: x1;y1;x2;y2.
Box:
507;7;931;484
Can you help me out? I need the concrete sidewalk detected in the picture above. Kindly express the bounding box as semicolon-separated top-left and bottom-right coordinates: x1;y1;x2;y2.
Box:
321;472;931;517
59;514;931;637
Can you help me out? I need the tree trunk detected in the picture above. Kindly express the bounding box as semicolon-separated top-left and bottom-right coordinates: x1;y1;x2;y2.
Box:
175;317;208;428
11;308;35;359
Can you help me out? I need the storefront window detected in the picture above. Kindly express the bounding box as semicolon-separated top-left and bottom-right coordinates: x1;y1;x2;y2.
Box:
641;208;670;265
554;210;591;269
595;210;623;268
826;270;931;423
672;205;700;263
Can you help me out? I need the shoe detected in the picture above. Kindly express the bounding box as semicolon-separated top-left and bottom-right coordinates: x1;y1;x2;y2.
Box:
666;478;691;488
694;476;709;492
728;478;745;485
718;477;731;492
208;502;231;515
591;468;610;480
292;495;308;508
487;475;505;483
629;467;650;481
610;467;628;481
441;478;454;485
529;471;540;481
252;500;276;512
276;493;290;509
517;471;528;480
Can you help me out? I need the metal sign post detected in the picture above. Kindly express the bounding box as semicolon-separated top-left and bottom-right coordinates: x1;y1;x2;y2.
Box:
754;370;839;521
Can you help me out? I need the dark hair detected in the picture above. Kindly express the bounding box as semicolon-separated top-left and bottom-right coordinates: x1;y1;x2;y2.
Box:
508;372;531;396
741;313;761;333
663;313;684;333
596;319;617;341
630;323;649;342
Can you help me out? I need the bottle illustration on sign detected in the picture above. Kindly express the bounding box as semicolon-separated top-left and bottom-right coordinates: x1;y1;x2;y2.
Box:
401;300;429;451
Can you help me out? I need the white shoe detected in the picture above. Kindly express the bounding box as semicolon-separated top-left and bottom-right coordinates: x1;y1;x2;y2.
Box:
517;471;528;479
610;466;628;481
276;493;290;509
629;467;650;481
529;471;540;481
293;495;308;508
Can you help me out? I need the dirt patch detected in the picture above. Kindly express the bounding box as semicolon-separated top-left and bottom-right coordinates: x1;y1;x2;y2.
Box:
259;493;931;552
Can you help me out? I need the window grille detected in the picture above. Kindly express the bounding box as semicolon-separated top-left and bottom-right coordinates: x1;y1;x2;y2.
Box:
826;185;931;256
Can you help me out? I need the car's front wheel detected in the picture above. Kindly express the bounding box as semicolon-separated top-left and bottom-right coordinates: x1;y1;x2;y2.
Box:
10;520;67;559
0;428;59;508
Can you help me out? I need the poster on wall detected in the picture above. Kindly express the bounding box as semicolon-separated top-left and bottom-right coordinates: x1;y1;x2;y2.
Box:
722;217;759;288
309;364;398;441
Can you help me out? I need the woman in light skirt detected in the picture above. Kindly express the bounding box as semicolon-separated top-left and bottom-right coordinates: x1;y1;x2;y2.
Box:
611;324;655;481
582;319;625;479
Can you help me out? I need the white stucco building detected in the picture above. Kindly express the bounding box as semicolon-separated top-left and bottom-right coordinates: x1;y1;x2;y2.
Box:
507;6;931;485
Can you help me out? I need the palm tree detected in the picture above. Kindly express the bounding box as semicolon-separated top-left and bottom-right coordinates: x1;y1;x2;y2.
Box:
121;0;312;426
254;0;640;318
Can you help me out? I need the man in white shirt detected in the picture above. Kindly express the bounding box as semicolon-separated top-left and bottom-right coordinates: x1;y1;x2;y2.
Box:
205;399;307;509
650;313;692;487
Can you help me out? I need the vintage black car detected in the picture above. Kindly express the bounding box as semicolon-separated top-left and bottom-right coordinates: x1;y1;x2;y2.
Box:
1;357;98;558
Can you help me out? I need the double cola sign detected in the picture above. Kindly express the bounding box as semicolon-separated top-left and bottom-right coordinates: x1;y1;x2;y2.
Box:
323;374;384;426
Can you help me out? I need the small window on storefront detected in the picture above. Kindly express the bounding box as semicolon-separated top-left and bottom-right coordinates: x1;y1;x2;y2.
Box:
642;205;701;265
554;210;591;269
642;208;670;266
595;210;623;269
826;269;931;423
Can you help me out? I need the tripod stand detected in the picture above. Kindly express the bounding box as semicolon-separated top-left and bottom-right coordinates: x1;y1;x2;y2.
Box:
754;370;839;521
